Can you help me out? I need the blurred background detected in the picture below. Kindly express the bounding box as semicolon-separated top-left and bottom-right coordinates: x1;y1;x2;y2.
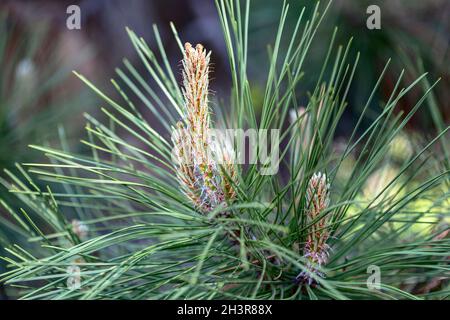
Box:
0;0;448;299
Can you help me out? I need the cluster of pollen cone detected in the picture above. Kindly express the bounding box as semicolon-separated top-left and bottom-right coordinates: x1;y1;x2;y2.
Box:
172;43;331;284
